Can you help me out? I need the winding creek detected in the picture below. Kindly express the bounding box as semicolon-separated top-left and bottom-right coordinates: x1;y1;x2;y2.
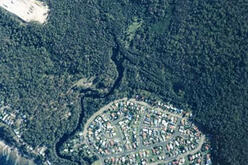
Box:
55;38;126;165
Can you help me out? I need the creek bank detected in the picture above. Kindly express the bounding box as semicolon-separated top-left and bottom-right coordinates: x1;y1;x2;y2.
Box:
55;39;125;165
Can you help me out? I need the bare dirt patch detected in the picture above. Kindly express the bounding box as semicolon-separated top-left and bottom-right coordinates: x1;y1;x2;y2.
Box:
0;0;49;24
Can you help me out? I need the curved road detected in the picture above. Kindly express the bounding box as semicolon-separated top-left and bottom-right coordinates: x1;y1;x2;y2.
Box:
83;99;206;165
55;35;126;165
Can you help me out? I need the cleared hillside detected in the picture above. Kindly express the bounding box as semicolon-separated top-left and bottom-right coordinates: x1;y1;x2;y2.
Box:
0;0;49;23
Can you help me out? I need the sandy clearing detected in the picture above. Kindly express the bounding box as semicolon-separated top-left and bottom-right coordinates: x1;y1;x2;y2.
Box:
0;0;49;24
0;140;7;149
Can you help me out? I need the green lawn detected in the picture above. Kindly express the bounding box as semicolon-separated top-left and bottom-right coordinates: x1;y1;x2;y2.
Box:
92;160;102;165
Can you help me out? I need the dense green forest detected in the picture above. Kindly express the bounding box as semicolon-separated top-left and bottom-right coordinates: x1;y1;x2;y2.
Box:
0;0;248;165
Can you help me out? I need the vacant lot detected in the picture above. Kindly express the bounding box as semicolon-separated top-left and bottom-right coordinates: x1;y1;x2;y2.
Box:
0;0;49;24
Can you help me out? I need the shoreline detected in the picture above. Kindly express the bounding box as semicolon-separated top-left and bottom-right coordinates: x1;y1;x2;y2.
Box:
0;140;35;165
0;140;19;165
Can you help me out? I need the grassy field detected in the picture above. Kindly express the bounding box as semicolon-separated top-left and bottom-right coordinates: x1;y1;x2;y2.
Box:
92;160;102;165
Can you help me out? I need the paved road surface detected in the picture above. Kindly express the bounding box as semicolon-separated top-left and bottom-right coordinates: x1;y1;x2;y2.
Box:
82;98;205;165
82;98;128;137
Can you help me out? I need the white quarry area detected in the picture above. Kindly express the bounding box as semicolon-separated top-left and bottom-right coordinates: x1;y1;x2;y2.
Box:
0;0;49;24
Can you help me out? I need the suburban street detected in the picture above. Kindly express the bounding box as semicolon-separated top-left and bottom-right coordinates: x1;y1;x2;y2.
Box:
82;98;210;165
